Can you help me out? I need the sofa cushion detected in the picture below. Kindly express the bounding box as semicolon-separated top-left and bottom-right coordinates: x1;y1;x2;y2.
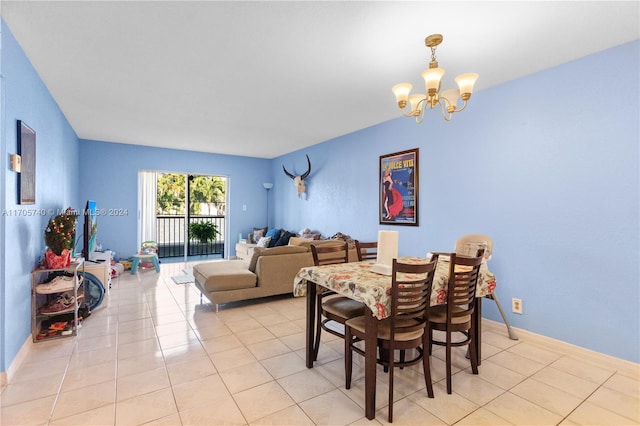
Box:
248;247;263;273
193;260;256;292
274;230;295;246
265;228;281;247
256;236;271;247
289;237;343;250
250;227;268;243
288;236;314;247
235;242;257;261
259;245;309;256
248;245;309;273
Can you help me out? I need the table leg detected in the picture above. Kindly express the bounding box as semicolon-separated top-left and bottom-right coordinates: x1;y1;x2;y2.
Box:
306;281;317;368
364;307;377;420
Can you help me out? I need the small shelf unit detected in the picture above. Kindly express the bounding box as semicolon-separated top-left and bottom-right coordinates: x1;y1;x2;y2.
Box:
31;259;84;342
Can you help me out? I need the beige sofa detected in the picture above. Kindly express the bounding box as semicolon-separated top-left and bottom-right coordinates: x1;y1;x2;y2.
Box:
234;241;257;261
193;240;358;308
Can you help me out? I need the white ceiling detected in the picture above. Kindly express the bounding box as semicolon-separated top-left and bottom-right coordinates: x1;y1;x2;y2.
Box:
2;1;638;159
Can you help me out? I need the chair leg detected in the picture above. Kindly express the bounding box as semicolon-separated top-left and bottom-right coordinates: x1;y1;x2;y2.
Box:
345;325;353;389
487;292;519;340
380;347;389;373
469;336;479;375
428;327;433;355
388;346;395;423
422;338;434;398
446;328;453;394
468;325;478;374
312;295;323;361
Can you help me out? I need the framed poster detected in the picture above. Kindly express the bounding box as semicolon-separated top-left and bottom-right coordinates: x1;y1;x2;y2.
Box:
18;120;36;204
379;148;418;225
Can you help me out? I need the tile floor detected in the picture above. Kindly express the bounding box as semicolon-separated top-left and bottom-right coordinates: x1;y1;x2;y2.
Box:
1;260;638;425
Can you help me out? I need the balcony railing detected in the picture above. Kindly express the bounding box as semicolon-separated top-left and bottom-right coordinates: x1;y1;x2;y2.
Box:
156;215;225;258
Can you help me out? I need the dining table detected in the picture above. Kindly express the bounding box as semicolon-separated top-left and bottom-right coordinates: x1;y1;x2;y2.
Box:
293;256;497;420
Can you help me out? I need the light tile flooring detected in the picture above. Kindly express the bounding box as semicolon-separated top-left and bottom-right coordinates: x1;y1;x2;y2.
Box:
2;261;638;425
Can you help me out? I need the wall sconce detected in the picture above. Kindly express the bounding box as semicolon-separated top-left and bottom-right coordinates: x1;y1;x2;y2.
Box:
263;182;273;190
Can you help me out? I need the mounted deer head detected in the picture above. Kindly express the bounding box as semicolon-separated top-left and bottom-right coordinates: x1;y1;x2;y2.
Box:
283;154;311;197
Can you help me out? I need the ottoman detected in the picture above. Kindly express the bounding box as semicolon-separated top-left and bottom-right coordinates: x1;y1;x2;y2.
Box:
193;260;257;310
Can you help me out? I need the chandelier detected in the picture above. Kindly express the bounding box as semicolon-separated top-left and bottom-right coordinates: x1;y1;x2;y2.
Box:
392;34;478;123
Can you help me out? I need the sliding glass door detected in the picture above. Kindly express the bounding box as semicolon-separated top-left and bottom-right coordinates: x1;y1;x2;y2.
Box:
139;171;227;262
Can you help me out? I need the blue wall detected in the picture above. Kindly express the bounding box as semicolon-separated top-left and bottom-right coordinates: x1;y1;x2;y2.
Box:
77;140;271;259
1;20;80;372
272;41;639;362
2;15;638;374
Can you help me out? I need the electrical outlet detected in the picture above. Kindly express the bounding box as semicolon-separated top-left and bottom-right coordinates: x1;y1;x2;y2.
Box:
512;298;523;314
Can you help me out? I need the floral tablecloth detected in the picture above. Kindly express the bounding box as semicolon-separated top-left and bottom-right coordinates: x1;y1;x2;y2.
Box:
293;257;496;320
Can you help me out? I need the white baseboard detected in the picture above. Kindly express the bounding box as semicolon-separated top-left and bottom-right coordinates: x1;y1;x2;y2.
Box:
483;318;639;377
1;335;33;386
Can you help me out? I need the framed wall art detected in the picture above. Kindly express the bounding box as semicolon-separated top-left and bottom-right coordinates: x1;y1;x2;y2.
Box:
18;120;36;204
379;148;418;225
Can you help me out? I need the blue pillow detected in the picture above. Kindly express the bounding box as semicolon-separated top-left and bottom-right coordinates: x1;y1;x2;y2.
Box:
265;228;281;247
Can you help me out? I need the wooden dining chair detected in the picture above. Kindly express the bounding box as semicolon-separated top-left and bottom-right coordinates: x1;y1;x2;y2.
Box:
454;234;518;340
429;250;484;394
310;242;365;361
354;240;378;261
345;257;438;423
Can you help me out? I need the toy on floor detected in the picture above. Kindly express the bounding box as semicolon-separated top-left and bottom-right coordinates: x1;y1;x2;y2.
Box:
140;241;158;269
130;241;160;274
112;263;125;277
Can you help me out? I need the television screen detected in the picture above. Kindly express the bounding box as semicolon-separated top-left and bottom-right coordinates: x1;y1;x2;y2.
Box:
83;200;97;259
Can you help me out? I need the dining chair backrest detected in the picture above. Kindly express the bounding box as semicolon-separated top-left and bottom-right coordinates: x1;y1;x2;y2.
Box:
454;234;492;261
310;241;349;266
343;257;439;422
446;250;485;320
389;258;438;339
354;240;378;261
